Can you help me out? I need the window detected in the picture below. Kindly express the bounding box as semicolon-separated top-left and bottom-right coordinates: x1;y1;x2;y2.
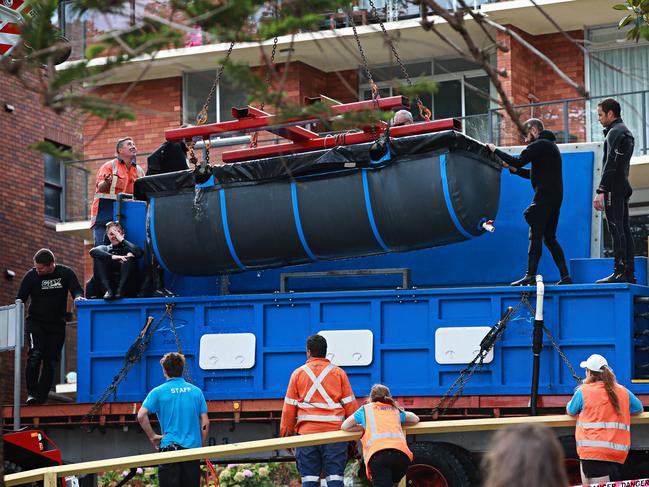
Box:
586;25;649;155
183;70;247;125
44;148;67;221
359;58;493;139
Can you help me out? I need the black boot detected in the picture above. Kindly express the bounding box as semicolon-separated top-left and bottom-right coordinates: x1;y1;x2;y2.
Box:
627;260;636;284
103;289;115;300
511;274;535;286
557;275;573;285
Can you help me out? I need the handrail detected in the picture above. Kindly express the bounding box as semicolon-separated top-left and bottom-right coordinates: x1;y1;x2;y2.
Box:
7;412;649;486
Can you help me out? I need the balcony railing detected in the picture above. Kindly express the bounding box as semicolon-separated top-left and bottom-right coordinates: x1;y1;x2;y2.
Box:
458;89;649;156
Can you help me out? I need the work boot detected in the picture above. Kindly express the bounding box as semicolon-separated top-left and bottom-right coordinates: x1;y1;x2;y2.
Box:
511;274;535;286
103;289;115;300
26;395;37;405
595;273;627;284
557;275;573;285
627;272;637;284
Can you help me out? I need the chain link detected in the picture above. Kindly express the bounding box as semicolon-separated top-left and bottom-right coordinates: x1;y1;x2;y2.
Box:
251;36;279;149
365;0;431;121
195;41;235;127
432;290;581;417
81;302;196;424
431;300;525;415
81;304;176;424
167;310;192;383
522;299;581;383
347;11;380;142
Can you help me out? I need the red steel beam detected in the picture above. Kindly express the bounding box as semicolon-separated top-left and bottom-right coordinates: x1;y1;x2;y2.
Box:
165;95;410;142
8;395;649;427
232;106;318;142
221;118;461;162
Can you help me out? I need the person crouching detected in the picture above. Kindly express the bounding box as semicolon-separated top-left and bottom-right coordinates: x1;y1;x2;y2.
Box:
86;221;143;300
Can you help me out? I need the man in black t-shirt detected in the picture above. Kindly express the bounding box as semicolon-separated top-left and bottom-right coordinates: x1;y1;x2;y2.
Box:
16;249;84;404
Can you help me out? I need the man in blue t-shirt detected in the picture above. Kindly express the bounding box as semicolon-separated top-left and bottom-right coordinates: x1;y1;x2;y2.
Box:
137;352;209;487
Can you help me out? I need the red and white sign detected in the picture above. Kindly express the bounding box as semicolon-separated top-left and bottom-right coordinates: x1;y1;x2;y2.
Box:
0;0;31;56
573;479;649;487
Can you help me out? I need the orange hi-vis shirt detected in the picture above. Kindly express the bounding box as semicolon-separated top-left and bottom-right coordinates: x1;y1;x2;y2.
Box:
360;402;413;480
280;357;357;436
575;382;631;464
90;158;143;226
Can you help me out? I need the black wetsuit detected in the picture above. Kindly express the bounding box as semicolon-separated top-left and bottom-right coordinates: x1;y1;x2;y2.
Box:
495;130;570;280
16;264;83;403
87;239;144;298
597;118;635;279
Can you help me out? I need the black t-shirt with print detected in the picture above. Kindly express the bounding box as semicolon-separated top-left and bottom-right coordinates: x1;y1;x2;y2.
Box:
16;264;83;327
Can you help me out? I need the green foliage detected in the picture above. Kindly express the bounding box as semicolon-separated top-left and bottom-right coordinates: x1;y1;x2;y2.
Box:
614;0;649;41
29;141;80;161
98;467;158;487
217;462;298;487
399;79;438;98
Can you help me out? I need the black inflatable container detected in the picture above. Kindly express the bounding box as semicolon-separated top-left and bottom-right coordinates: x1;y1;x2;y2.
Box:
134;130;501;276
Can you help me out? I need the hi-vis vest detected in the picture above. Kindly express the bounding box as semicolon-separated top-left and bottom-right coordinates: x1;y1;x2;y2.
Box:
281;358;356;436
576;382;631;464
90;158;144;225
360;402;413;480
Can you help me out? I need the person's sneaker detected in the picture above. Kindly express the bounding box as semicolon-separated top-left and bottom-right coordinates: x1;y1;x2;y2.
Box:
103;289;115;300
510;274;535;286
557;275;573;285
595;273;626;284
26;395;37;405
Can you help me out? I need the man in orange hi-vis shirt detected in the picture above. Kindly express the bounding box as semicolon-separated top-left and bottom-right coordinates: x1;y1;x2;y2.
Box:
280;334;357;487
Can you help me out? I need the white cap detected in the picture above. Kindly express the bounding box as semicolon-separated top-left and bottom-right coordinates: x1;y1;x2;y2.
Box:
580;354;608;372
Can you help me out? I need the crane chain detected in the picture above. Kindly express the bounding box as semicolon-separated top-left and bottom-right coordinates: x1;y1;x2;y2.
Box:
251;36;279;149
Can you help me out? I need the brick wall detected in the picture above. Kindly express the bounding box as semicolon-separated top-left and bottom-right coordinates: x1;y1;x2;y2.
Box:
496;28;585;145
0;71;85;406
83;77;183;173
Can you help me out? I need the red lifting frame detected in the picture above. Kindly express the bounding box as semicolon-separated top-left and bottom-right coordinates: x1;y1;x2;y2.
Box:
164;95;462;163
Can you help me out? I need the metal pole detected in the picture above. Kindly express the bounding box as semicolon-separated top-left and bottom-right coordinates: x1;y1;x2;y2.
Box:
642;91;647;155
487;108;493;144
14;299;24;431
530;276;544;416
563;100;569;144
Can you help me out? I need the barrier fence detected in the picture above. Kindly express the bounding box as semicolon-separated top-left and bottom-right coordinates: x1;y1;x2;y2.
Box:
6;412;649;487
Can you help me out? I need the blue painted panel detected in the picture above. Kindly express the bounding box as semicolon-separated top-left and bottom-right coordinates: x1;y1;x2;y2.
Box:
76;284;649;403
263;305;310;347
321;302;372;323
382;302;430;344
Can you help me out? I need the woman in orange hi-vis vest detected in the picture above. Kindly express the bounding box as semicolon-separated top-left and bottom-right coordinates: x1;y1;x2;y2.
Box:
567;354;643;485
342;384;419;487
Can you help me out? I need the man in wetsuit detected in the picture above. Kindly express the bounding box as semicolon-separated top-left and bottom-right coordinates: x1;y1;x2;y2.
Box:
593;98;635;283
87;221;143;300
487;118;572;286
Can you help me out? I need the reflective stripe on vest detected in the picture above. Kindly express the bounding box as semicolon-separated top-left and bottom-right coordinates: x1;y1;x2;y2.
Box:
576;439;630;452
364;404;406;449
576;421;630;431
296;414;345;422
302;363;337;408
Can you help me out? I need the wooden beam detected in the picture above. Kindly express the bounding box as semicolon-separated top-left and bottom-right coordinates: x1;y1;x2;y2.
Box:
7;413;649;486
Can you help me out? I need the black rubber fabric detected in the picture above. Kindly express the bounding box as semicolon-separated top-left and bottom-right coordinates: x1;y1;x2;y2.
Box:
143;130;501;276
